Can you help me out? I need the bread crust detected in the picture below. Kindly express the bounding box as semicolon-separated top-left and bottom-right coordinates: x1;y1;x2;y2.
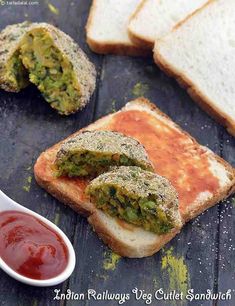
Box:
88;211;180;257
128;0;211;51
86;36;151;57
128;0;155;50
86;0;151;57
128;30;154;51
34;98;235;257
153;0;235;136
34;171;93;217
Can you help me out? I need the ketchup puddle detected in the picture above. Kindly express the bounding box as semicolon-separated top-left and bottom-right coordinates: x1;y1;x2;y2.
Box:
0;210;68;280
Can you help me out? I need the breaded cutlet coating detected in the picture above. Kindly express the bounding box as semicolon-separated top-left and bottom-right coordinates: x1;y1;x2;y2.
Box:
56;130;154;172
23;23;97;112
86;166;182;232
88;166;178;210
0;21;96;114
0;21;32;92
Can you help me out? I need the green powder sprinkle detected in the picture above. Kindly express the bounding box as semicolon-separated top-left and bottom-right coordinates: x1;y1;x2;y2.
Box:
132;82;149;97
48;3;59;15
111;99;117;113
161;247;190;296
23;175;32;192
54;213;61;226
153;277;159;289
231;198;235;207
105;99;117;115
103;251;121;271
95;273;109;281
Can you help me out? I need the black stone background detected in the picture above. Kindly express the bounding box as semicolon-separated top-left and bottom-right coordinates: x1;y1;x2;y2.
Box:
0;1;234;306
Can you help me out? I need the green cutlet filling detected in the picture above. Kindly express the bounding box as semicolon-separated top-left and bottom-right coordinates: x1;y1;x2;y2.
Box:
20;29;81;115
87;184;174;234
5;51;29;90
57;151;146;177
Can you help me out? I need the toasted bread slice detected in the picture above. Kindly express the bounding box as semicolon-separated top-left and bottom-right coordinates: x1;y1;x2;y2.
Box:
86;0;150;56
128;0;208;50
154;0;235;136
34;98;235;257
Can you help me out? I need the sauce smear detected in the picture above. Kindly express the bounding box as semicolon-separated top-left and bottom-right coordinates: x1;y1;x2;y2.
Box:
0;210;68;280
104;109;220;215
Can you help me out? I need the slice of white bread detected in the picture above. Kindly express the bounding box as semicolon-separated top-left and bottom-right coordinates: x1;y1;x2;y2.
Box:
34;98;235;257
154;0;235;136
128;0;208;49
86;0;150;56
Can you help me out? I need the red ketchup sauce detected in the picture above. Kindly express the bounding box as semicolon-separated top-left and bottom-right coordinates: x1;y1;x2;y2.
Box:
0;210;68;280
104;110;220;216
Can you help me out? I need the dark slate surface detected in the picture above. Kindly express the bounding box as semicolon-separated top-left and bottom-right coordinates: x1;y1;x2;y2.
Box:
0;1;234;306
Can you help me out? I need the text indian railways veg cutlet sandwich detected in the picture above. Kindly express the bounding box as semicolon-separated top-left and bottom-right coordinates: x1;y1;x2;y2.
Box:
34;98;235;258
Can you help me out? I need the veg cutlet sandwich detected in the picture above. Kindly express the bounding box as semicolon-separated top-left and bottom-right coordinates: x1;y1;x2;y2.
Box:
55;130;154;177
34;98;235;258
0;22;96;115
55;129;179;234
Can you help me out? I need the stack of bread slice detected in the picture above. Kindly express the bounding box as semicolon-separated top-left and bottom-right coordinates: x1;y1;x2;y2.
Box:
154;0;235;136
86;0;235;136
86;0;208;54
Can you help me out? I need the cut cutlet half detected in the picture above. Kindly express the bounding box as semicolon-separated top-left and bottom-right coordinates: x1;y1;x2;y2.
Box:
86;0;150;56
34;98;235;257
128;0;208;50
154;0;235;136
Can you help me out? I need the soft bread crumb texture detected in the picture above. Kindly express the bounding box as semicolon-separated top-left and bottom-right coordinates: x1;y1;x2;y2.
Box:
154;0;235;133
86;0;151;56
88;209;179;257
87;0;142;44
129;0;207;47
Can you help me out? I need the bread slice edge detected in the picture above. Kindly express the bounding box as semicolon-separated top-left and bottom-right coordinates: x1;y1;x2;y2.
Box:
153;0;235;136
85;0;151;56
128;0;155;50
